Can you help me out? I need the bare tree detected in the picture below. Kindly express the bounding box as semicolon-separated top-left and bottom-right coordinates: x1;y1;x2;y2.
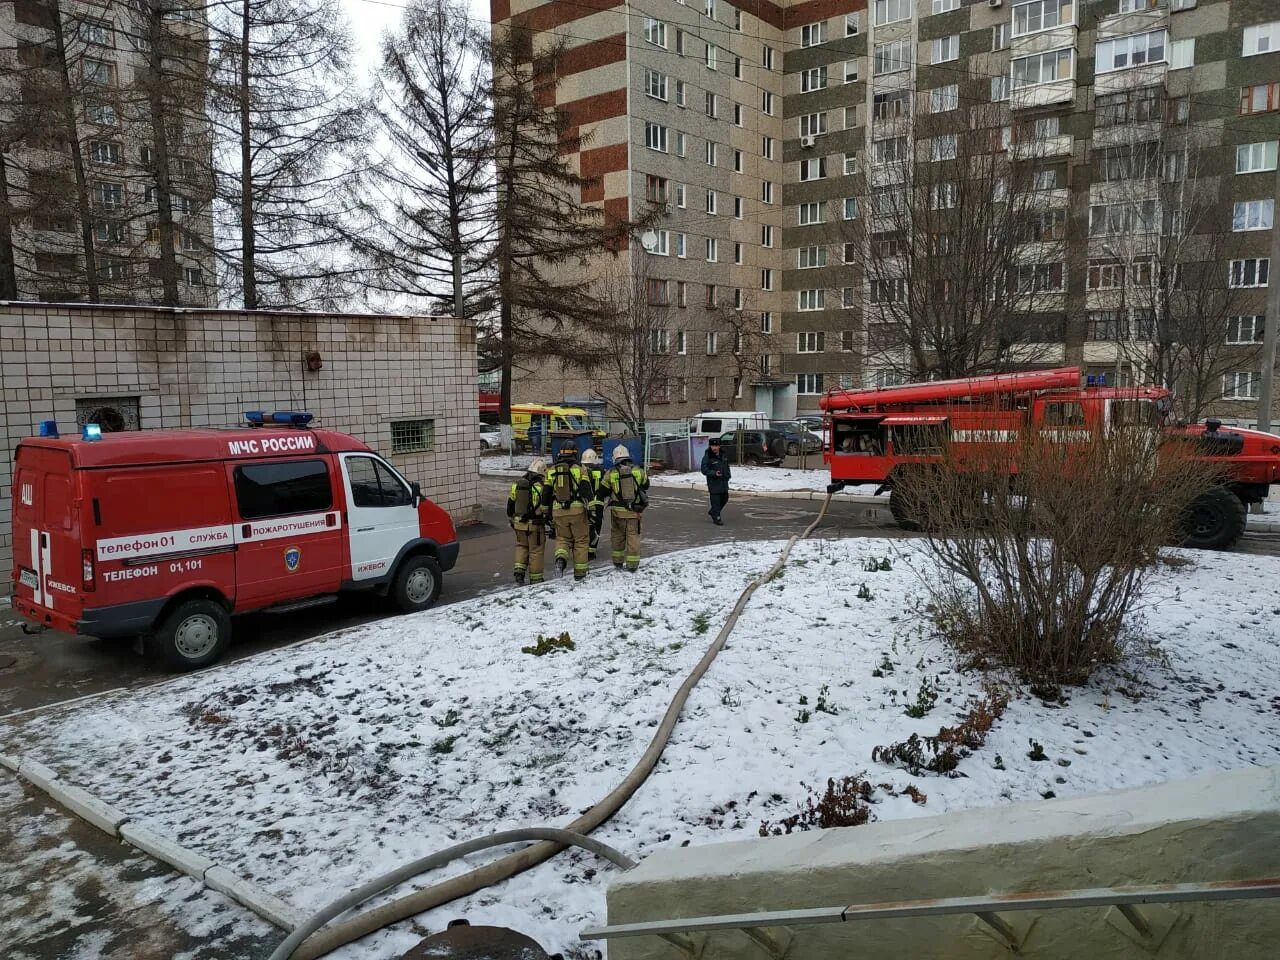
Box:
490;25;632;423
354;0;493;319
207;0;367;309
1089;94;1259;420
845;99;1070;380
589;255;673;438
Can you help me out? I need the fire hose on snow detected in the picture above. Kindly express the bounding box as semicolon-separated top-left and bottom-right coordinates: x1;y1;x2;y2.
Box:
272;494;835;960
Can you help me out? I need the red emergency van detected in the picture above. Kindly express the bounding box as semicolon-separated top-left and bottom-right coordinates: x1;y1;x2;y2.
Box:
10;413;459;670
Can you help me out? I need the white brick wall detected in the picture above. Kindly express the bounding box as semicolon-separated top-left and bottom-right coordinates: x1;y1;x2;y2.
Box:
0;303;481;578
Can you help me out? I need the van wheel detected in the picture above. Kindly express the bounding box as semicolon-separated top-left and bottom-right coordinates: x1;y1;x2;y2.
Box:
391;555;442;613
150;599;230;671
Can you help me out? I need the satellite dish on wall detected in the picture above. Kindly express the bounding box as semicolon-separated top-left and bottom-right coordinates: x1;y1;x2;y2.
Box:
640;230;659;252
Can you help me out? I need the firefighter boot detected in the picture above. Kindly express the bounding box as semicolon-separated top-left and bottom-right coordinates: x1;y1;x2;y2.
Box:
555;557;567;576
514;570;525;585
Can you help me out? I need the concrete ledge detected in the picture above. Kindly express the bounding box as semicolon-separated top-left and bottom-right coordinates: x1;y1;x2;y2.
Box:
119;822;216;882
16;758;60;792
605;766;1280;959
204;865;305;931
0;753;20;772
44;781;129;837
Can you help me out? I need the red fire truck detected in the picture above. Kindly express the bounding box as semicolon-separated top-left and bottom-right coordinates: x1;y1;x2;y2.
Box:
820;367;1280;550
11;412;458;670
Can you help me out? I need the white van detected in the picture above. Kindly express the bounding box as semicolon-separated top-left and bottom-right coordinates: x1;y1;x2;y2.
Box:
689;411;771;439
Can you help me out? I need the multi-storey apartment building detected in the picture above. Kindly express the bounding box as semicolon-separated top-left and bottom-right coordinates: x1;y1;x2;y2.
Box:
498;0;1279;426
0;0;215;305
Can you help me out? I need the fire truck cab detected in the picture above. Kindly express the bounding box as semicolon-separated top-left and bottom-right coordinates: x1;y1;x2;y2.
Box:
11;412;459;670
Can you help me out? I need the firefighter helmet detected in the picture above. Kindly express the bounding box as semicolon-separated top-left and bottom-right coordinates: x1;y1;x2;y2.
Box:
612;445;632;463
581;448;600;465
527;458;547;476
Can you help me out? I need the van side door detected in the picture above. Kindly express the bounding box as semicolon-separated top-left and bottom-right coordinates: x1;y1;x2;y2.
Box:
230;457;345;608
339;454;419;583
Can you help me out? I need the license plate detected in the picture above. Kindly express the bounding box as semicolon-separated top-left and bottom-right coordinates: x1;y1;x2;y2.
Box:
19;567;39;590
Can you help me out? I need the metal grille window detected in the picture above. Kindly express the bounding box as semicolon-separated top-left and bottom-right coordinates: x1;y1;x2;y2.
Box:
390;419;435;453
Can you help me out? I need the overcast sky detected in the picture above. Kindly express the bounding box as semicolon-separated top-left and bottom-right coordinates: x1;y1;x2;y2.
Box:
340;0;494;70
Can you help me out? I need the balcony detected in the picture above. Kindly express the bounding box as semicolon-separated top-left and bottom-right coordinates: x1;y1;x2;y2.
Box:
1096;7;1168;42
1011;79;1075;110
1011;134;1073;161
1083;341;1152;365
1095;62;1167;96
1007;342;1067;364
1010;26;1079;59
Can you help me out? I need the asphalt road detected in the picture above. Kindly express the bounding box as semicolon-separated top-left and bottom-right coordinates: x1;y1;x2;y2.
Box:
0;478;895;719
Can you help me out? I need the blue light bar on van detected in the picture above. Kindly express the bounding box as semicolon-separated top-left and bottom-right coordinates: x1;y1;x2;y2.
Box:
271;411;314;426
1086;376;1096;387
244;410;266;426
82;423;103;442
38;420;59;438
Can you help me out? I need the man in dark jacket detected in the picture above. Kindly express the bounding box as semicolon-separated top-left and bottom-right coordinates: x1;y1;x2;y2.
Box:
700;437;732;525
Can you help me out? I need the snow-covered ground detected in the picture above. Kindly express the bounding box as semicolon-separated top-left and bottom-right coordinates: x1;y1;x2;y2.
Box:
3;539;1279;958
649;464;868;495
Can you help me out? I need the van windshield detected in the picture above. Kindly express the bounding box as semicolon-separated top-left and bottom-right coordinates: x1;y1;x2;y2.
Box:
561;415;588;430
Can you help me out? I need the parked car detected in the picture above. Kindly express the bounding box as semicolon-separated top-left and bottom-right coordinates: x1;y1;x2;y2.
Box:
479;426;502;450
769;420;823;457
717;429;788;466
795;415;824;431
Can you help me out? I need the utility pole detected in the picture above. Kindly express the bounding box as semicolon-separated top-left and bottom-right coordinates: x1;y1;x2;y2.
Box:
1257;161;1280;435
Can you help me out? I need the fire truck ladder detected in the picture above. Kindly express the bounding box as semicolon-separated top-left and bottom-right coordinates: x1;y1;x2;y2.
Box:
580;877;1280;957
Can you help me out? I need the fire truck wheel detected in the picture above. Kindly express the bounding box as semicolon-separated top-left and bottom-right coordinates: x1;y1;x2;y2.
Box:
888;487;920;531
391;555;442;613
1179;486;1246;551
151;599;231;671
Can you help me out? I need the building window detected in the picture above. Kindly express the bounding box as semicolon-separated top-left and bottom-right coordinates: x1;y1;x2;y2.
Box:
1088;200;1158;237
929;85;959;113
801;22;827;48
1243;21;1280;57
1229;258;1269;288
706;331;719;355
706;141;718;166
1096;30;1167;74
1012;0;1073;38
675;80;686;107
676;29;686;55
992;75;1011;102
798;201;824;225
844;154;858;175
844;60;859;84
871;278;906;303
801;66;828;92
797;331;825;353
645;69;668;101
83;58;117;86
93;181;123;210
761;312;773;334
676;233;687;258
798;246;827;269
1226;315;1265;345
873;39;912;75
761;224;774;247
846;13;861;35
1233;200;1274;232
798;289;825;311
734;149;743;172
705;376;718;399
706;91;718;118
706;43;717;70
677;329;687;353
874;0;912;27
800;112;827;137
734;244;743;265
993;23;1011;50
873;89;911;120
762;45;775;70
649;329;670;354
1242;83;1280;115
644;18;667;48
1237;141;1278;174
761;91;775;115
89;141;121;164
674;183;686;208
78;17;114;47
1169;38;1194;70
932;0;959;10
1222;372;1260;401
761;181;774;204
734;196;744;218
1096;87;1163;127
1087;260;1125;290
705;238;718;262
675;132;687;157
799;157;827;181
93;220;124;243
645;122;668;153
796;373;826;395
873;137;908;166
648;278;670;305
932;35;959;65
931;134;957;161
1013;262;1065;293
97;256;128;281
761;136;774;159
645;175;669;204
840;330;855;352
734;103;743;126
1012;48;1073;87
180;231;199;252
761;269;775;290
182;266;203;286
86;99;117;126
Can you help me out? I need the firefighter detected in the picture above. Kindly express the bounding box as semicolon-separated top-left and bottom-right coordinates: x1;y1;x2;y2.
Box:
603;445;650;571
580;448;605;559
507;458;549;584
546;442;594;580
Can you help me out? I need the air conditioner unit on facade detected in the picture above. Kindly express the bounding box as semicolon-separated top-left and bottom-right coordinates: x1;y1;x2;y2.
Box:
664;203;674;214
989;0;1002;7
800;134;816;148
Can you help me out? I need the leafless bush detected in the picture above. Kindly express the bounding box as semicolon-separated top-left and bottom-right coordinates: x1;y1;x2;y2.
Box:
895;428;1218;687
